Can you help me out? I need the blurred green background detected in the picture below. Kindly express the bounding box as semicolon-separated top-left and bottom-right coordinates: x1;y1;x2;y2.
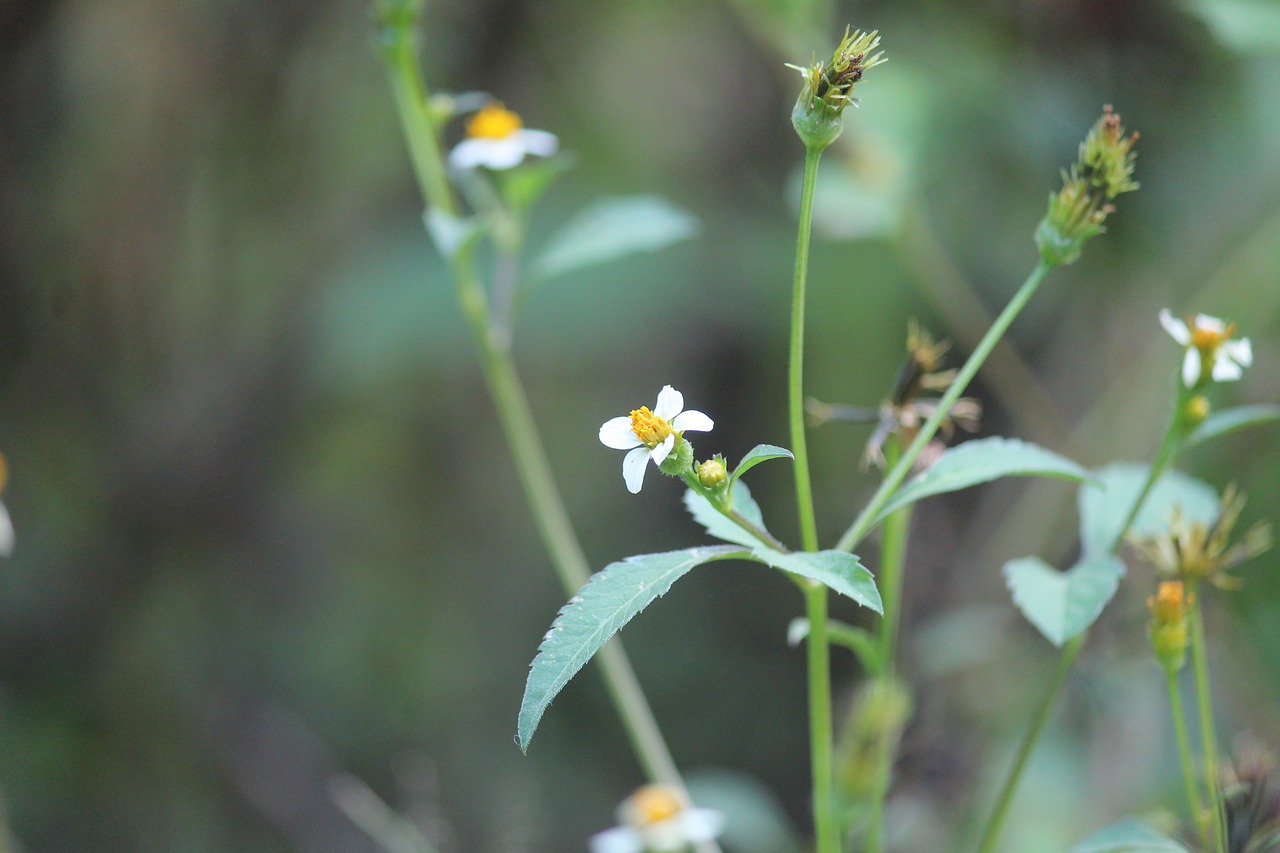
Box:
1;0;1279;850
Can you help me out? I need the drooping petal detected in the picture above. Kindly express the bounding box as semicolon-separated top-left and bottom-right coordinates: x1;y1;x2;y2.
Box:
622;447;650;494
649;434;675;465
1222;337;1252;368
1182;348;1202;387
589;826;643;853
1159;309;1190;345
672;410;713;434
517;129;559;157
600;416;642;450
653;385;684;420
0;500;11;557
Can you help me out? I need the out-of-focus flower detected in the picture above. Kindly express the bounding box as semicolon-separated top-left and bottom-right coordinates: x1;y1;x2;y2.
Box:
589;785;724;853
1159;309;1253;388
448;102;558;170
599;386;713;494
1147;580;1192;672
1222;737;1280;853
0;451;12;557
788;27;885;150
1036;105;1138;266
1133;485;1272;590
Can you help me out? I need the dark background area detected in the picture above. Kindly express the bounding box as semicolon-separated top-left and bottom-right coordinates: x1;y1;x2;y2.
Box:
1;0;1278;850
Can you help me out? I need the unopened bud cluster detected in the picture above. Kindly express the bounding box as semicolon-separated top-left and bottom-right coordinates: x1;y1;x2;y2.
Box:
1036;106;1139;266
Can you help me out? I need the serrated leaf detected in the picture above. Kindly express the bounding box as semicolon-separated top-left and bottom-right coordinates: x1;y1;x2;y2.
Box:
1004;554;1125;647
731;444;794;484
754;549;882;613
683;480;772;549
517;545;747;751
530;195;698;282
873;437;1091;524
1078;464;1220;556
788;617;882;674
1071;818;1192;852
1185;404;1280;450
423;208;482;262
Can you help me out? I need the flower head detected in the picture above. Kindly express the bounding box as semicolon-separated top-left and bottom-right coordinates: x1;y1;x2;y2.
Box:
1133;485;1272;590
448;102;558;171
1159;309;1253;388
789;28;885;150
599;386;714;493
1036;105;1139;265
589;785;724;853
0;451;11;557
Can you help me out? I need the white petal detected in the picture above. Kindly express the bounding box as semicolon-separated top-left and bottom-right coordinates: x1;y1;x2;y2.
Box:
623;447;649;493
1193;313;1227;334
0;500;11;557
653;385;684;420
1182;348;1201;387
590;827;643;853
449;137;525;170
672;410;713;434
679;808;726;841
1159;309;1190;345
649;434;674;465
1222;337;1252;368
1212;358;1243;382
517;129;559;157
600;417;642;450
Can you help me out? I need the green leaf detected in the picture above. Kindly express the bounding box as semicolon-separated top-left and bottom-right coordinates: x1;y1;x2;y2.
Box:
1070;818;1191;852
1078;465;1220;556
497;156;574;214
753;549;882;613
788;617;882;674
1185;403;1280;450
517;545;747;751
423;208;482;262
683;480;771;549
530;195;699;282
1185;0;1280;56
731;444;794;484
874;437;1092;524
1004;554;1126;647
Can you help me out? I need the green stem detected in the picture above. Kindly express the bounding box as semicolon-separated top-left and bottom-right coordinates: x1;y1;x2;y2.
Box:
1189;586;1227;853
1106;395;1187;554
1166;667;1209;850
376;8;708;829
836;259;1055;554
791;143;836;853
974;634;1084;853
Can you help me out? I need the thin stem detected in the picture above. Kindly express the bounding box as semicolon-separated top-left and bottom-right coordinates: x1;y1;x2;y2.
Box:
836;259;1055;554
974;634;1084;853
792;143;837;853
1189;587;1227;853
876;437;912;673
1166;668;1209;850
1106;397;1185;554
376;9;708;832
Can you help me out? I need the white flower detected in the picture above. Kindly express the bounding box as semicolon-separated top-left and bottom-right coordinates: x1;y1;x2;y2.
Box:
590;785;724;853
599;385;714;494
1159;309;1253;387
448;102;558;171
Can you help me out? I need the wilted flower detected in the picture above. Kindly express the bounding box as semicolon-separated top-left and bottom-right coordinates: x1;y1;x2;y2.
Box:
1159;309;1253;388
599;386;714;494
1133;485;1272;590
448;102;558;170
1036;105;1139;266
1147;580;1192;672
589;785;724;853
789;28;885;150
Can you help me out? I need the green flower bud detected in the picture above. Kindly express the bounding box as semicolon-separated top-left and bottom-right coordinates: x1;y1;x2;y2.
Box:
789;28;884;151
1148;581;1191;673
658;437;695;478
1183;395;1211;426
697;458;728;489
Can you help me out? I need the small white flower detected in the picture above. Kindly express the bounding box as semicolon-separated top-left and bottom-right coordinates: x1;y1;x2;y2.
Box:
599;385;714;494
448;102;558;171
1159;309;1252;387
590;785;724;853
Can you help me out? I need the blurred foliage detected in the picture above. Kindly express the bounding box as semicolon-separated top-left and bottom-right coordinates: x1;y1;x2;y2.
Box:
1;0;1278;850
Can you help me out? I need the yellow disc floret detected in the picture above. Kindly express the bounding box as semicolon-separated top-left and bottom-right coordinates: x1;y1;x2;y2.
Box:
629;406;673;448
465;103;523;140
624;785;683;827
1190;318;1236;352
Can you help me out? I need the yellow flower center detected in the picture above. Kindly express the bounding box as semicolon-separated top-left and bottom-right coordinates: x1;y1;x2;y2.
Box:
1189;318;1235;353
1148;580;1191;624
630;407;673;449
465;103;523;140
627;785;682;827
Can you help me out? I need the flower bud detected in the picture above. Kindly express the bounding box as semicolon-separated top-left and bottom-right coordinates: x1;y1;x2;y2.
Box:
1148;580;1192;672
697;458;728;489
1183;395;1211;426
789;28;884;150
